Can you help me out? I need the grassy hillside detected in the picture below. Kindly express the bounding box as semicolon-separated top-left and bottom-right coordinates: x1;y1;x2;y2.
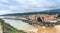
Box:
1;9;60;16
0;18;27;33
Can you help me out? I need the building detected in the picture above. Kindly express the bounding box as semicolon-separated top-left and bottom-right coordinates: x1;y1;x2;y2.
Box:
43;16;57;22
28;14;58;23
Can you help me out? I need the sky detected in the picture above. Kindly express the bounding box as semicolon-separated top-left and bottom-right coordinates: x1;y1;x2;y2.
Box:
0;0;60;15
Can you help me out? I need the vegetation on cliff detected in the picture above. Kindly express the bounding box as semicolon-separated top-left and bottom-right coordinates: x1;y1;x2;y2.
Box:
0;18;27;33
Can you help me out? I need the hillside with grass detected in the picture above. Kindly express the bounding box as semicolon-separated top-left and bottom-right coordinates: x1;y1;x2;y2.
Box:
1;9;60;16
0;18;27;33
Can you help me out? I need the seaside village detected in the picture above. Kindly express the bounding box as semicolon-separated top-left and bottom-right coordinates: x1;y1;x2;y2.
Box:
4;14;59;33
28;14;58;23
27;14;59;33
4;14;58;23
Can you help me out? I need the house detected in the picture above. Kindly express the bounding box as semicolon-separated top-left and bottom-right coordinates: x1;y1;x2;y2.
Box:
28;14;58;23
43;16;57;23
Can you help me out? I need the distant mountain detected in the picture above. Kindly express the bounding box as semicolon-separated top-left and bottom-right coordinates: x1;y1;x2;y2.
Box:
2;9;60;16
40;8;60;14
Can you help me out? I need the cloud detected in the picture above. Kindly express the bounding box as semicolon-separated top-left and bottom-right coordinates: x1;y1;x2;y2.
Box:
0;10;11;15
2;0;9;3
15;0;60;11
0;0;60;14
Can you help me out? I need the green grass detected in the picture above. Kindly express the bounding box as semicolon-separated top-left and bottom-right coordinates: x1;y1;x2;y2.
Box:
0;18;27;33
57;17;60;21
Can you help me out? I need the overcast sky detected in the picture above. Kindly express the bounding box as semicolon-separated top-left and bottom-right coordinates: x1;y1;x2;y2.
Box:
0;0;60;15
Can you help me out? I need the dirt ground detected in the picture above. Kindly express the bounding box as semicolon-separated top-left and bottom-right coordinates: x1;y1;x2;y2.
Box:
32;24;60;33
